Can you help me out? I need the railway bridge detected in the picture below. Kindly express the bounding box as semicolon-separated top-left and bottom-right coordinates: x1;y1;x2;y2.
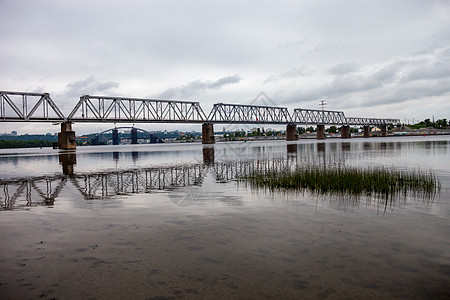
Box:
0;91;400;149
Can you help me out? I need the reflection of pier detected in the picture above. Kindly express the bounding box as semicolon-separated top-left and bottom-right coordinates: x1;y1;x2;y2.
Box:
1;176;67;210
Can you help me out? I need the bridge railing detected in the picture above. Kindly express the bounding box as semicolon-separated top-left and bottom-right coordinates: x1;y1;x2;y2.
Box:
68;95;208;123
207;103;292;124
0;91;65;122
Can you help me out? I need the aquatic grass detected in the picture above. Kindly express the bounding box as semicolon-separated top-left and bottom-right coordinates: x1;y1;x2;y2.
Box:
242;164;440;202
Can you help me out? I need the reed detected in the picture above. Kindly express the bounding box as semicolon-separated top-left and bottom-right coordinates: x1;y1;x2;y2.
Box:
242;164;440;201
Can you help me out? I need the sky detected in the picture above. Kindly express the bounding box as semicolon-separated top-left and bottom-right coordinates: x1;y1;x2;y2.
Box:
1;0;450;135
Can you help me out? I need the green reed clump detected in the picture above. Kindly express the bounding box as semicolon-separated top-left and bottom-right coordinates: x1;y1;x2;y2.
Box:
243;165;439;201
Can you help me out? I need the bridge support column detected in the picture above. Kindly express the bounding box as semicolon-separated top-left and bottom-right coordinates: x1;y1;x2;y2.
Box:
131;128;138;144
202;123;215;144
150;134;157;144
380;125;387;137
112;128;119;145
340;125;351;139
58;122;76;150
316;124;326;140
286;124;298;141
363;126;370;138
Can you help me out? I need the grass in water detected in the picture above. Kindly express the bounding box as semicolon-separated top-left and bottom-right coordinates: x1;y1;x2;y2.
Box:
243;165;440;201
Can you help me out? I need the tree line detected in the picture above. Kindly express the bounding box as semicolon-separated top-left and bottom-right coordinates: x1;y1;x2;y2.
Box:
408;118;448;129
0;139;55;149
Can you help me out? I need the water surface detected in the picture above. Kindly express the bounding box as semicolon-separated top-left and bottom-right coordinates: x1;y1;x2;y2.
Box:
1;136;449;299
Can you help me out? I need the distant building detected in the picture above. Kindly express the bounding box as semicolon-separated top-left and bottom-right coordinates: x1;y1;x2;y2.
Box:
1;131;18;136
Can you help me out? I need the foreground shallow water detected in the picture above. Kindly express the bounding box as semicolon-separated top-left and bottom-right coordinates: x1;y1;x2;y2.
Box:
0;136;449;299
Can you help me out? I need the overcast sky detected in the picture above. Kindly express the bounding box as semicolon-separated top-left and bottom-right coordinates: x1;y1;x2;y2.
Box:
1;0;449;134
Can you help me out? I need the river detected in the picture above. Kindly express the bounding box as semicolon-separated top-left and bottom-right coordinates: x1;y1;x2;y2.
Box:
0;136;449;299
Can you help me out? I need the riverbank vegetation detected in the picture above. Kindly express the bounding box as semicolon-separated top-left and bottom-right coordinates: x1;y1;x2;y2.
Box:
0;139;55;149
242;165;440;202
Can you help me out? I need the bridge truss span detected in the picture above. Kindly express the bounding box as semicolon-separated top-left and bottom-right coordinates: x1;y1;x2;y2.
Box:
0;91;65;122
68;95;208;123
292;108;347;125
208;103;292;124
346;117;401;126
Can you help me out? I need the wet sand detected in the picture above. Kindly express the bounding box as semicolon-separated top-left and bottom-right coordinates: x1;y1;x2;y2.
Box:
1;183;449;299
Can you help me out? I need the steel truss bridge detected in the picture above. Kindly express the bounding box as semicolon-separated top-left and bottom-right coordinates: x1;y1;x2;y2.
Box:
1;91;400;126
88;126;165;144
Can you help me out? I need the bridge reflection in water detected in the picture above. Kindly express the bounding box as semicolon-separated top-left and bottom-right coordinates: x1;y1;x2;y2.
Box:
2;140;441;210
1;147;291;209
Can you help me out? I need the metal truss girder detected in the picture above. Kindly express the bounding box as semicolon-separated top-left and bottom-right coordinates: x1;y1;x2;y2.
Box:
292;108;347;125
208;103;292;124
68;95;208;123
0;91;65;122
346;117;401;126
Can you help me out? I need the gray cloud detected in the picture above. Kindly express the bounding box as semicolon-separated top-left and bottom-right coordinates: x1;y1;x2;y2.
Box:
328;62;359;75
264;67;309;83
63;76;119;99
1;0;450;133
282;45;450;116
403;48;450;82
52;77;119;112
158;75;242;99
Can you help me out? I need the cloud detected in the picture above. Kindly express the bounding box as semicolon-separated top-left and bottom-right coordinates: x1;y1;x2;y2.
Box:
1;0;450;131
281;45;450;117
63;76;119;99
264;67;309;83
328;63;359;75
158;75;242;99
403;48;450;82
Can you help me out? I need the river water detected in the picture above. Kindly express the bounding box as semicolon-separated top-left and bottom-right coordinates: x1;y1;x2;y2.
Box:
0;136;449;299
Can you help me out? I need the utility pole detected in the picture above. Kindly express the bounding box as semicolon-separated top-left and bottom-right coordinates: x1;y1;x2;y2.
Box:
319;99;327;124
319;99;327;111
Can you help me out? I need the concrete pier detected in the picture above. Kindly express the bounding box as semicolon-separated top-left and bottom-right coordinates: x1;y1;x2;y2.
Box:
112;128;119;145
58;122;76;150
363;126;370;138
202;123;215;144
316;124;326;140
286;124;298;141
381;125;387;137
131;128;138;144
340;125;351;139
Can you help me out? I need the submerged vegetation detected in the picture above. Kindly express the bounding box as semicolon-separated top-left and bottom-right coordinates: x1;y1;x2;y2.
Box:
242;164;440;202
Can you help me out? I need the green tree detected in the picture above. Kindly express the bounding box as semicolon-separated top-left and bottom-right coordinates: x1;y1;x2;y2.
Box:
297;127;306;135
327;126;337;133
435;119;447;128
